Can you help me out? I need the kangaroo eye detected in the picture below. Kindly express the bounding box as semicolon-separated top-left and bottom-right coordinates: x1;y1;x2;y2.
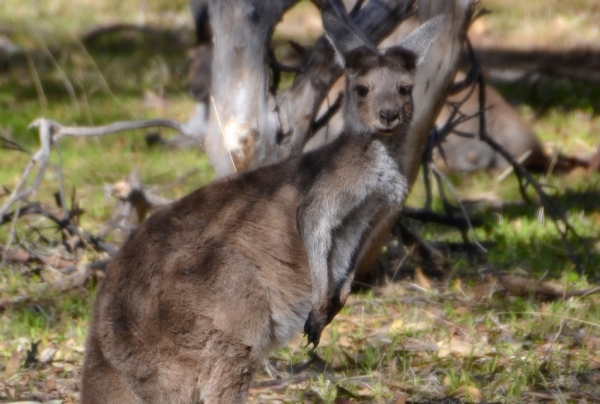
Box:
355;85;369;97
399;85;412;96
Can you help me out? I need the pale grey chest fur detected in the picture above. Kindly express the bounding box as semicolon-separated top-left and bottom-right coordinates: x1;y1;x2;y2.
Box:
297;135;407;347
300;9;442;348
327;140;407;291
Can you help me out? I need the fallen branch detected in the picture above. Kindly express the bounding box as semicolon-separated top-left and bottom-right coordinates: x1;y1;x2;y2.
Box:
0;119;52;219
0;201;118;256
0;246;75;269
393;221;446;278
0;117;198;220
50;118;199;141
82;23;188;45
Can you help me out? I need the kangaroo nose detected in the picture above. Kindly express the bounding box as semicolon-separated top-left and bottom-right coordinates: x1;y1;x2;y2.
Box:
379;109;399;125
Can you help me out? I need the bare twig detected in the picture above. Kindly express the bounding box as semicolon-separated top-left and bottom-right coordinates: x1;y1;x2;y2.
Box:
421;68;483;209
0;138;27;153
310;91;343;135
431;164;487;253
81;23;187;45
2;200;22;264
0;129;30;154
394;221;446;277
402;206;482;230
1;201;118;256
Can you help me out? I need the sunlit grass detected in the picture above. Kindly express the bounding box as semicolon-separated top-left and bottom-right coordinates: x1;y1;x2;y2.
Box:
473;0;600;49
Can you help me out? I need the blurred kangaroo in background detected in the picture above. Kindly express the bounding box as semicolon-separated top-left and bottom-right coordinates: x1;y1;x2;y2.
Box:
434;71;549;171
81;6;442;404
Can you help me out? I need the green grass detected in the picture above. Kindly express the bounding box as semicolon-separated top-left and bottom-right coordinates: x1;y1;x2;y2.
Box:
1;0;600;402
474;0;600;49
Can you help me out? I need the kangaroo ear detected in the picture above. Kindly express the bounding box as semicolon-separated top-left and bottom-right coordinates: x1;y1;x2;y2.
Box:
398;14;444;66
321;1;377;67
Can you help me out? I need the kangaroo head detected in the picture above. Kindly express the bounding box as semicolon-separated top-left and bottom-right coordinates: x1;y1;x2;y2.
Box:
322;5;443;135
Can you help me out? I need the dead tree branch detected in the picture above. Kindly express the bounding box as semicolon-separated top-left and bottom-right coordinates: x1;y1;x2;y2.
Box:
402;207;482;231
311;92;344;135
0;201;118;256
82;23;188;46
0;119;53;220
0;117;197;220
52;118;199;141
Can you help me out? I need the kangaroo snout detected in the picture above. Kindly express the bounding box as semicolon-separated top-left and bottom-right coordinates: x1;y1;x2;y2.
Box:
379;109;399;125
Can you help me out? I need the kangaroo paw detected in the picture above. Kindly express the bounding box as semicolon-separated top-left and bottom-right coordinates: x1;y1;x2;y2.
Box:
303;309;327;350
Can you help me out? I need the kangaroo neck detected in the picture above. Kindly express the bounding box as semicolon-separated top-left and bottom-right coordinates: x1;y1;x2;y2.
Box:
340;125;408;164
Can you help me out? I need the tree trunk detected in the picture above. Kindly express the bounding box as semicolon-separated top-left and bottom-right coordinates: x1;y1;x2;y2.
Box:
205;0;298;175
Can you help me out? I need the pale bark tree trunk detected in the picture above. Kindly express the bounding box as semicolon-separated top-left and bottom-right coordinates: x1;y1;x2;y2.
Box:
205;0;298;174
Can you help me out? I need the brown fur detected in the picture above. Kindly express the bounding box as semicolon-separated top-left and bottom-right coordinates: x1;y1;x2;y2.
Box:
81;134;397;404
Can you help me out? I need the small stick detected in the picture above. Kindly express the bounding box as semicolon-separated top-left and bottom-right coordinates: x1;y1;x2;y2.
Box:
311;92;343;135
430;164;487;253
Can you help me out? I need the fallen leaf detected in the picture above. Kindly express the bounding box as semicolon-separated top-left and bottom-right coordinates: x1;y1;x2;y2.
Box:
403;321;431;332
3;348;23;379
394;392;407;404
338;335;352;348
454;385;483;402
40;347;57;364
415;267;431;289
389;319;403;333
437;338;474;358
45;372;57;391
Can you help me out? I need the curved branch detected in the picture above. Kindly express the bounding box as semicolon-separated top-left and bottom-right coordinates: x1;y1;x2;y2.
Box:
52;118;200;141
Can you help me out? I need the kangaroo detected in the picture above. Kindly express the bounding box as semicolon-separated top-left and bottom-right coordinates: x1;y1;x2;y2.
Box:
434;71;549;172
81;7;442;404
